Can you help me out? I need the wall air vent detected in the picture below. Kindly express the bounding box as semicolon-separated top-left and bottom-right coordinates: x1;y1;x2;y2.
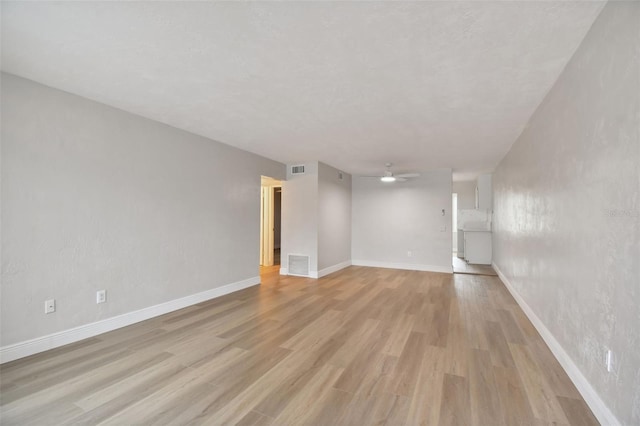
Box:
288;254;310;277
291;165;305;175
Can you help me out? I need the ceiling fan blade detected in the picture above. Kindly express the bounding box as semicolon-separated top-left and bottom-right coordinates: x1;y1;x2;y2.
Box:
360;175;384;178
395;173;420;178
395;177;408;182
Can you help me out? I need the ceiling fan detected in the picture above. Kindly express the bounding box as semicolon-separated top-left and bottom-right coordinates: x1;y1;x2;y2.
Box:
365;163;420;183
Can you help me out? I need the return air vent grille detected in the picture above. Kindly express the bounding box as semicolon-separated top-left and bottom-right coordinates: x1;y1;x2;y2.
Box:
288;254;310;276
291;165;305;175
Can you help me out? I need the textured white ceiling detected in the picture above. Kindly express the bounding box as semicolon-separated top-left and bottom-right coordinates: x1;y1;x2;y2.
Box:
1;1;604;180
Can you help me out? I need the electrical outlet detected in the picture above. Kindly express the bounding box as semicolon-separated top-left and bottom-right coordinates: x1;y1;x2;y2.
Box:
605;349;614;372
44;299;56;314
96;290;107;304
407;250;412;258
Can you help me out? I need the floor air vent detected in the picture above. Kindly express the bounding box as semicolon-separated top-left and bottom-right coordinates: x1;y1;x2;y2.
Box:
288;254;310;276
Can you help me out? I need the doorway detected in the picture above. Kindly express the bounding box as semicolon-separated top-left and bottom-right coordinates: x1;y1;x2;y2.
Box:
451;191;497;276
273;187;282;265
260;176;282;269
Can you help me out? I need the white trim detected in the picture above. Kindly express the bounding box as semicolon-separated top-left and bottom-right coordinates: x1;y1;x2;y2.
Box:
317;260;352;278
352;259;453;274
279;268;313;278
0;276;260;364
492;262;620;426
280;260;351;279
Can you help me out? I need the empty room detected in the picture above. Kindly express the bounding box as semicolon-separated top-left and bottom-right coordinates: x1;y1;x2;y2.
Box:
1;1;638;425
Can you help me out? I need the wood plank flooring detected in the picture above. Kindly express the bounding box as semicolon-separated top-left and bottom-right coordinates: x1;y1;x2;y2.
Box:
452;256;497;276
0;266;598;425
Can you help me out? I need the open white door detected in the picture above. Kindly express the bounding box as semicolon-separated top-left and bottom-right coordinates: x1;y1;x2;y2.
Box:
260;177;282;267
260;186;275;266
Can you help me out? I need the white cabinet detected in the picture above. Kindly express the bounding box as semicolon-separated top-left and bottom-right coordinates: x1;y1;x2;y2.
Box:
457;229;465;258
464;230;492;265
475;174;492;210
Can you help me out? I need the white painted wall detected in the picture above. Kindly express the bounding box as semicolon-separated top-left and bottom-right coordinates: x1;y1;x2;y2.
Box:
280;162;318;275
352;169;453;273
1;73;285;349
317;162;351;274
452;181;476;210
492;3;639;424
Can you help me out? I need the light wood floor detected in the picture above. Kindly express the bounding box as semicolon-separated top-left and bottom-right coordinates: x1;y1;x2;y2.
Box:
0;266;598;425
452;256;498;276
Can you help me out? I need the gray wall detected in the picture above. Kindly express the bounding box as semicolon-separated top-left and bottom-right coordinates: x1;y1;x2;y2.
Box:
352;169;452;272
453;181;476;210
281;161;318;275
318;162;351;271
1;73;285;346
492;2;640;424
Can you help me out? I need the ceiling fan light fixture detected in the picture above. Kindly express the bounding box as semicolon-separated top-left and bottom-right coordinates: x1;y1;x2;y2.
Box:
380;176;396;183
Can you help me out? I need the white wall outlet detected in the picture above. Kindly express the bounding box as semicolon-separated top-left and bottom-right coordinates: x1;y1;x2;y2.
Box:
96;290;107;304
605;349;614;372
44;299;56;314
407;250;412;258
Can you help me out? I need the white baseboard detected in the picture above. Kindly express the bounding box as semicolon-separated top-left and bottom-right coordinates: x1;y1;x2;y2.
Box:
279;261;351;279
492;262;620;426
317;260;352;278
279;267;313;278
352;259;453;274
0;276;260;364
